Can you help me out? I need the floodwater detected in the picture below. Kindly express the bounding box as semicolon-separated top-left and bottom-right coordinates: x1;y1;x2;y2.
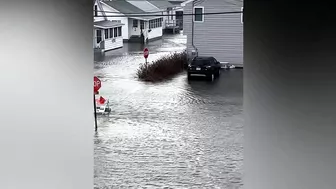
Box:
94;33;243;189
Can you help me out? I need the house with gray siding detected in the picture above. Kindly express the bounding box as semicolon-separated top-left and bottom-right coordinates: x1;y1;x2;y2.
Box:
182;0;243;67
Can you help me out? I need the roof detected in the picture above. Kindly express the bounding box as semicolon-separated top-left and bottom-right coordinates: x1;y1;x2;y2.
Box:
129;16;162;21
94;20;124;29
181;0;194;6
127;0;161;12
181;0;243;7
102;0;163;20
102;0;145;14
147;0;174;10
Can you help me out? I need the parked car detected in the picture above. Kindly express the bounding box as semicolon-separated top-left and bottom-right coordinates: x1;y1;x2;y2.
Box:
187;56;222;81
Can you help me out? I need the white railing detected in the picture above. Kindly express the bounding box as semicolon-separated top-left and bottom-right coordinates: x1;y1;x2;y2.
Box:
165;19;183;28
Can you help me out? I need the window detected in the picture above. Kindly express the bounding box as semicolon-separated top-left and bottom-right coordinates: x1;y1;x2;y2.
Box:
96;30;102;43
94;5;98;16
133;19;138;27
118;27;122;37
114;27;118;37
194;7;204;22
214;58;220;64
104;29;108;39
140;20;144;30
149;20;153;29
109;28;113;38
149;18;163;29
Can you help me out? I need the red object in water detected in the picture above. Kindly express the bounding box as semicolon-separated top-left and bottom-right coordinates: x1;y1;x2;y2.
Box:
99;96;106;104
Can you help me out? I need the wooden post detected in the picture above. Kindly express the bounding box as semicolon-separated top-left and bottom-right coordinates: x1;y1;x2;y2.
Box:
94;93;98;131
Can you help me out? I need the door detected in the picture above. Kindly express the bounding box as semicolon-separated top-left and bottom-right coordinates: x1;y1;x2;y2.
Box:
96;30;102;44
176;11;183;27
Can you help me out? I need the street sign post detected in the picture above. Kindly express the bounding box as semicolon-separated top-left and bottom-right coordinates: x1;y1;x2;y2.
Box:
143;48;149;64
94;93;98;131
93;76;102;132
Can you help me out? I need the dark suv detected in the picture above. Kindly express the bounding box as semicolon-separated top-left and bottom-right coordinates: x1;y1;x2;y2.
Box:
187;56;222;80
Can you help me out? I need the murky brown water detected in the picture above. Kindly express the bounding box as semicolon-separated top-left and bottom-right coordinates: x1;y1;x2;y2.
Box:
94;34;243;189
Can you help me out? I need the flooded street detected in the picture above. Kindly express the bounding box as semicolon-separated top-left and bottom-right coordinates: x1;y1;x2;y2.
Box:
94;34;243;189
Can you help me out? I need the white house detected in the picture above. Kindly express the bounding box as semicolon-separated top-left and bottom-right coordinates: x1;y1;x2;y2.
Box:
101;0;163;43
93;0;125;52
147;0;182;33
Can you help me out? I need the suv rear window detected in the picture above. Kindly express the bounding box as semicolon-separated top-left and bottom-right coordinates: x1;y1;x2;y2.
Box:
191;58;212;66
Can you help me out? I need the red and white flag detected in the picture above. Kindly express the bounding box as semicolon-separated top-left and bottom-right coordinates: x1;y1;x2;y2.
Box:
97;96;106;104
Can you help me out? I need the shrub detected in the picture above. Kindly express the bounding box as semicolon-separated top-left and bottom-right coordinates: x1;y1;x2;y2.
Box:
136;51;188;82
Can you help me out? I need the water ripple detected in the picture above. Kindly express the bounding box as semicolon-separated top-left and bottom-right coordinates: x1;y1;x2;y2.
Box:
94;34;243;189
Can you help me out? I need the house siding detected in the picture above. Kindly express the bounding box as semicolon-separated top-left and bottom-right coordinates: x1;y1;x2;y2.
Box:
103;36;123;51
148;27;163;40
128;18;141;38
183;0;243;66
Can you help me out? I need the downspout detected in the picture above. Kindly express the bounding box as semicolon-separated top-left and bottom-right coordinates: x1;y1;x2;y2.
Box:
191;0;198;57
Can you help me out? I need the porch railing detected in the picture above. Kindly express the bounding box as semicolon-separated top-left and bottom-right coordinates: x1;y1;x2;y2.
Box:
164;19;183;29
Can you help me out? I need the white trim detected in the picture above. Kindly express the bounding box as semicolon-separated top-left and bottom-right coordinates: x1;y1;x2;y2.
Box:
193;6;204;23
241;7;243;24
130;16;162;21
93;24;124;29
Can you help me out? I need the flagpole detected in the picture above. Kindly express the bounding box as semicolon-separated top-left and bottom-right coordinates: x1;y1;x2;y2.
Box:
94;93;98;132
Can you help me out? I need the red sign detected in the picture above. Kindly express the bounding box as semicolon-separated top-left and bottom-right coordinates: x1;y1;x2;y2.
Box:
94;76;101;92
96;96;106;104
143;48;149;59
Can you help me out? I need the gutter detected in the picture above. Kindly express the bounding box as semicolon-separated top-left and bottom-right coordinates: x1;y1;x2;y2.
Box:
191;0;198;56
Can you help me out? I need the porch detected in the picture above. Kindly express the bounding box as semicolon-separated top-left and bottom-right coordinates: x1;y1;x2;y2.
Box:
93;20;124;52
127;16;163;43
163;19;183;34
